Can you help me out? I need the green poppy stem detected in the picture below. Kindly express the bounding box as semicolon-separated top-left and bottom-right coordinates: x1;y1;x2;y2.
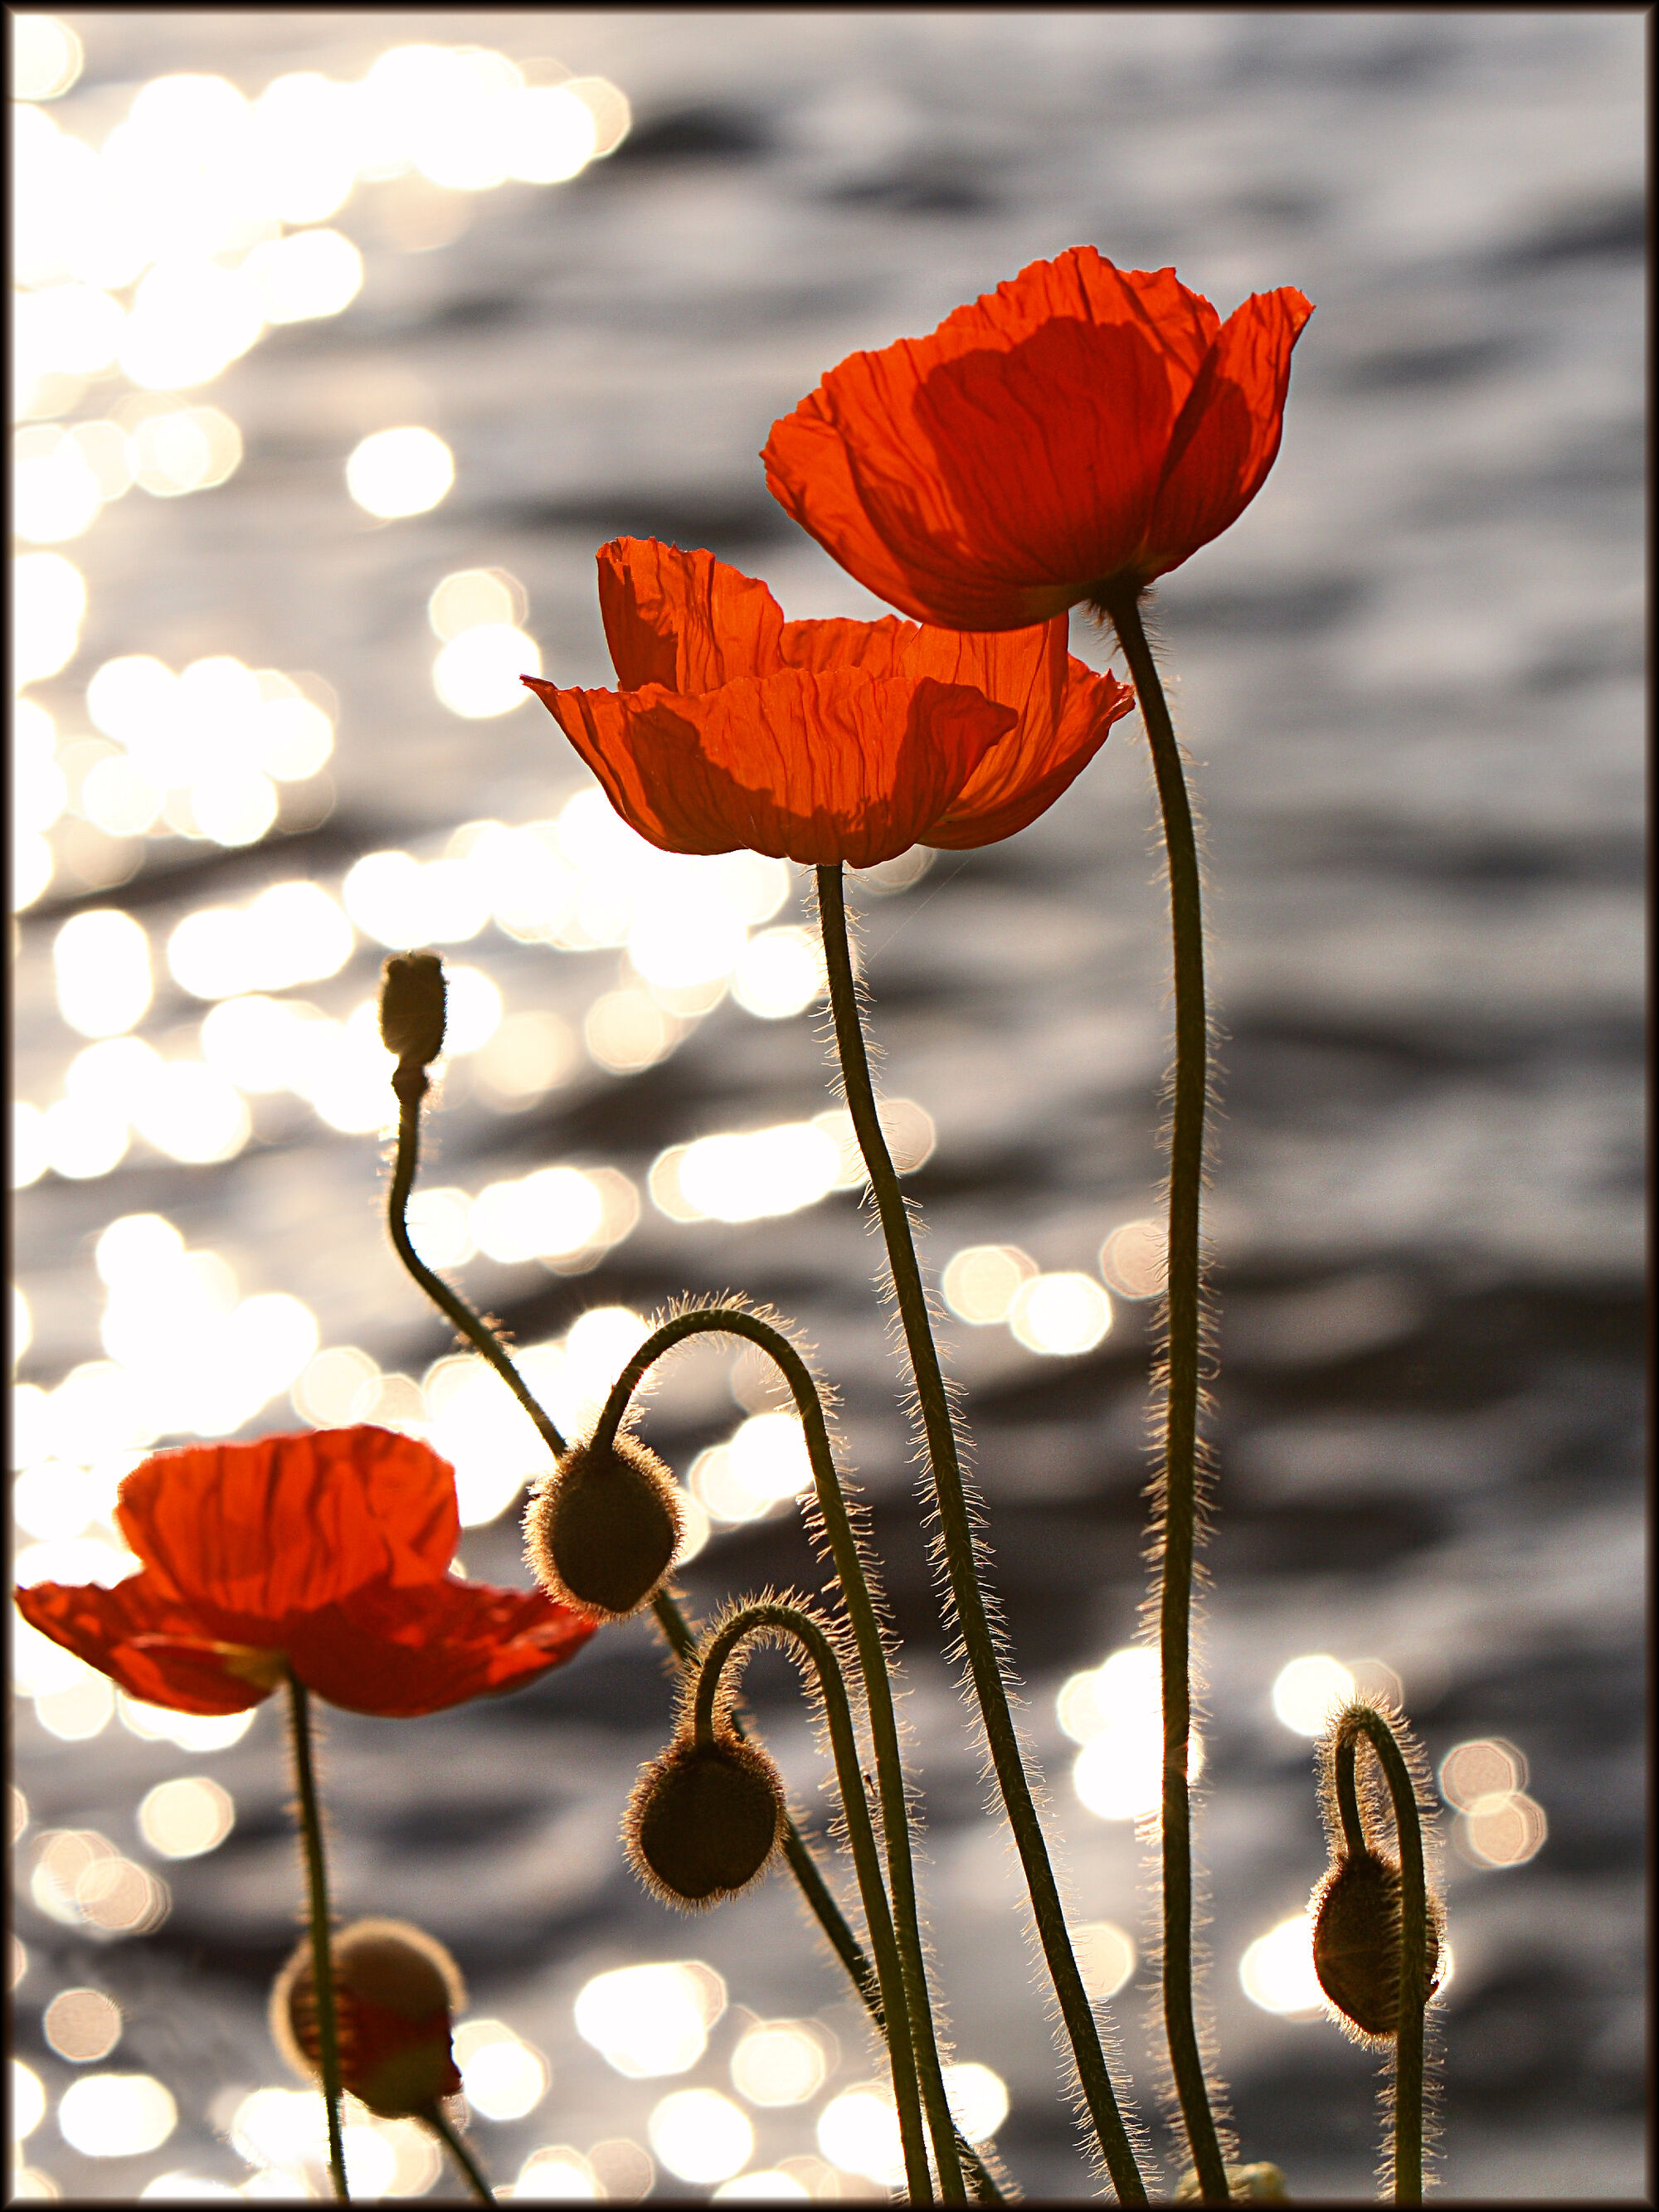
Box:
1101;586;1231;2203
599;1305;967;2200
815;862;1148;2205
1331;1708;1433;2204
692;1599;934;2203
387;1068;999;2201
420;2098;494;2205
285;1672;348;2201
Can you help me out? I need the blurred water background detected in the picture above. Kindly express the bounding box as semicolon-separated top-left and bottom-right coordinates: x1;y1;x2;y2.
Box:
9;8;1645;2201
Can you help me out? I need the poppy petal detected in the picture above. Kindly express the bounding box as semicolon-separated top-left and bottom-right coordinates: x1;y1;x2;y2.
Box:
286;1579;597;1718
927;654;1137;849
527;668;1015;868
776;613;916;679
115;1429;459;1616
15;1578;275;1714
597;537;785;691
1141;286;1316;584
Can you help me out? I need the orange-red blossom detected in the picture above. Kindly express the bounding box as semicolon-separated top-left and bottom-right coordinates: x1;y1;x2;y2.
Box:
763;245;1313;630
524;537;1134;867
14;1427;596;1718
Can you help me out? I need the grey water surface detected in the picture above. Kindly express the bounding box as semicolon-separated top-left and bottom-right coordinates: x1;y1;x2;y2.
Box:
11;10;1644;2202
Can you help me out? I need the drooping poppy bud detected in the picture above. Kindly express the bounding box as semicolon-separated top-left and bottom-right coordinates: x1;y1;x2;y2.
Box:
524;1433;684;1621
1174;2159;1288;2201
379;951;446;1069
625;1729;784;1908
1311;1848;1442;2041
272;1918;465;2118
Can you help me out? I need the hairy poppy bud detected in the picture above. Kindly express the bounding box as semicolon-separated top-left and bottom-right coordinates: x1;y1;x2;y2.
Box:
1311;1849;1442;2040
1174;2160;1288;2201
524;1433;683;1621
272;1918;465;2118
379;951;446;1068
625;1730;784;1908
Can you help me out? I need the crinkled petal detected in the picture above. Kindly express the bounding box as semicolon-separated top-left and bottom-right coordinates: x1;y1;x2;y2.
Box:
597;537;785;690
115;1429;460;1616
15;1577;276;1715
927;655;1136;848
776;612;916;678
286;1579;597;1718
526;668;1014;868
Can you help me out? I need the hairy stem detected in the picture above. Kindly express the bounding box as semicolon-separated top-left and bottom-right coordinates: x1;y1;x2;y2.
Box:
696;1601;933;2202
421;2099;494;2205
1102;588;1229;2202
816;862;1147;2204
605;1308;966;2197
388;1069;996;2198
1334;1710;1433;2204
286;1674;348;2201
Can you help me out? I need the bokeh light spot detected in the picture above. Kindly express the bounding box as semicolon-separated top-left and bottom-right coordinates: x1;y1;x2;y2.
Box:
1240;1913;1325;2018
137;1777;235;1860
56;2073;177;2156
647;2088;752;2186
346;426;454;518
44;1987;122;2064
1271;1655;1356;1738
941;1244;1037;1326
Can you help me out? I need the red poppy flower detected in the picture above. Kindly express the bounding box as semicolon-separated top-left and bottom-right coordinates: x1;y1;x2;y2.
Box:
523;538;1134;863
761;246;1314;630
13;1427;596;1719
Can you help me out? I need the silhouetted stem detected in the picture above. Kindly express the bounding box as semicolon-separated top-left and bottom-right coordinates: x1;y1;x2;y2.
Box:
1333;1709;1432;2204
420;2099;494;2205
816;863;1148;2205
603;1309;966;2198
388;1067;998;2198
390;1069;567;1460
696;1601;933;2202
1102;589;1230;2203
286;1674;348;2200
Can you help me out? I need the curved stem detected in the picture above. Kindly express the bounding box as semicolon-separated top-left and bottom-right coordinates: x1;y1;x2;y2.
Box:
390;1070;568;1460
1102;589;1230;2202
606;1308;966;2198
1333;1710;1432;2205
286;1674;348;2201
816;863;1147;2205
387;1072;997;2197
696;1601;934;2203
421;2099;494;2205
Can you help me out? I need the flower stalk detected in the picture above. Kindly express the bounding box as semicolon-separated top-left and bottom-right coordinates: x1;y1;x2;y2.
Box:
285;1672;348;2201
385;1044;992;2200
597;1305;966;2196
815;860;1148;2205
1324;1705;1438;2203
687;1597;936;2201
1100;585;1231;2202
421;2098;494;2205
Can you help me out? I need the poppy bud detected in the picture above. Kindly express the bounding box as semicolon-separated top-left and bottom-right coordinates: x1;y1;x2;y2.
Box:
1174;2161;1288;2202
272;1917;465;2118
524;1433;683;1621
379;951;446;1068
1311;1849;1441;2040
625;1730;784;1908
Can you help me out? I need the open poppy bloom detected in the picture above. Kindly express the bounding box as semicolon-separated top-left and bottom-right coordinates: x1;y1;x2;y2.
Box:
13;1427;596;1718
523;537;1134;863
762;246;1314;631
